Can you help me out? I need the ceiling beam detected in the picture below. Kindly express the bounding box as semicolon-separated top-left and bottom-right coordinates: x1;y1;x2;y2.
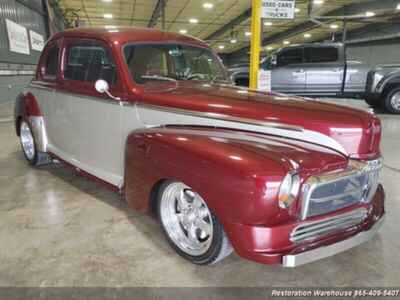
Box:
205;9;251;41
228;0;399;56
148;0;167;28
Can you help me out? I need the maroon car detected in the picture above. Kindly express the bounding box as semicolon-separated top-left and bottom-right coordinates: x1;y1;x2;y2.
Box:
14;27;385;266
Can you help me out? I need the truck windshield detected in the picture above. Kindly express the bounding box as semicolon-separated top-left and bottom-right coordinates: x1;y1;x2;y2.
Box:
123;44;229;84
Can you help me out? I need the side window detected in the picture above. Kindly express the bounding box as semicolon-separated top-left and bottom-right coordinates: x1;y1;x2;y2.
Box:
305;47;338;63
277;48;303;67
44;45;59;78
65;41;117;85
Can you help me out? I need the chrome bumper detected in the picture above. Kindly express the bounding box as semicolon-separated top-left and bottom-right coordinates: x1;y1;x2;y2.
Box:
282;215;385;268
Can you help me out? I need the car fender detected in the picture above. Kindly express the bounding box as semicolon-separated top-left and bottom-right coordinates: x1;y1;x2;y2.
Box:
376;70;400;93
14;92;48;152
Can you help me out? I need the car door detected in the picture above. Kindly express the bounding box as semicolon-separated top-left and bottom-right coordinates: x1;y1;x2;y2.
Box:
49;38;125;187
304;45;344;95
271;47;306;93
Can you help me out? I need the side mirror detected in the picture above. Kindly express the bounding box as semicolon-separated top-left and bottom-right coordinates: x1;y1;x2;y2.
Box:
271;55;277;67
95;79;110;94
94;79;120;101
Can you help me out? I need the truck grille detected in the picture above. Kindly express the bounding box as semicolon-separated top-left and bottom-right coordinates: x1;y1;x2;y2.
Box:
291;208;368;243
301;159;382;219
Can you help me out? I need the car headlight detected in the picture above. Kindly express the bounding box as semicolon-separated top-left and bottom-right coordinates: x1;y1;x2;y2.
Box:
278;172;301;209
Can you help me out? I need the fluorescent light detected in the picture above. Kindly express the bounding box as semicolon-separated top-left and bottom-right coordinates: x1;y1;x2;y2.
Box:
103;13;113;19
304;33;312;38
330;24;339;29
203;2;214;9
267;46;273;51
245;31;251;36
179;29;187;34
295;8;300;13
264;21;273;26
365;11;376;17
105;25;116;29
230;39;237;44
218;45;225;49
397;4;400;10
314;0;324;4
102;0;112;2
283;40;290;45
189;18;199;24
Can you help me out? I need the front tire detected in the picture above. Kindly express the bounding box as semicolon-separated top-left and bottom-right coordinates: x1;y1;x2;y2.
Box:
157;180;233;265
19;120;50;166
384;87;400;114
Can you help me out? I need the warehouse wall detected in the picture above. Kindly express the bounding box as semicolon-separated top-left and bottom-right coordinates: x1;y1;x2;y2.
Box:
0;0;47;104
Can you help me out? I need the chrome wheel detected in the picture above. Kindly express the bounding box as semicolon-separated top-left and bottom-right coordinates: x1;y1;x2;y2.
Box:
20;121;35;161
159;182;213;256
390;91;400;111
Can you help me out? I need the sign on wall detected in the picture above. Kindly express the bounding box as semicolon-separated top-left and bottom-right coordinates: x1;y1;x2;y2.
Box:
5;19;30;55
261;0;296;19
258;70;272;92
29;30;45;52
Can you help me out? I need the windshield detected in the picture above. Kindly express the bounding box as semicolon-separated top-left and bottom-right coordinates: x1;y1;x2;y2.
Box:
123;44;229;84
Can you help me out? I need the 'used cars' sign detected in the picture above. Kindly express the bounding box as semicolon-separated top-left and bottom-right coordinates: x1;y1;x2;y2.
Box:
261;0;296;19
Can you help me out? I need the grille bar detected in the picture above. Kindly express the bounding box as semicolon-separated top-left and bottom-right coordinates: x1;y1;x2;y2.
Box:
291;208;368;243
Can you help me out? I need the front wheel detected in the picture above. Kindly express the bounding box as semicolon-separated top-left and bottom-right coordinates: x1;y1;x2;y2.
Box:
157;180;233;265
384;87;400;114
19;120;50;166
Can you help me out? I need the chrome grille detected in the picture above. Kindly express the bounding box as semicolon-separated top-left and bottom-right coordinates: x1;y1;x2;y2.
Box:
291;208;368;243
301;159;382;219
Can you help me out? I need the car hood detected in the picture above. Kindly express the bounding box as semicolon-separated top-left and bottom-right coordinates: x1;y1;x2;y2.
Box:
133;82;381;159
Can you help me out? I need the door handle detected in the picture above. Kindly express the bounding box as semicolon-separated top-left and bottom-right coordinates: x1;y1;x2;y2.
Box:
293;69;305;74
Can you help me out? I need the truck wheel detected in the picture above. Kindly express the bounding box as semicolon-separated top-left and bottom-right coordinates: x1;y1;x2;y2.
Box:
157;180;233;265
19;120;51;166
384;87;400;114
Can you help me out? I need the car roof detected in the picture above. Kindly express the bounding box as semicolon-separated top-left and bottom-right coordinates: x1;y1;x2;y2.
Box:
50;27;209;48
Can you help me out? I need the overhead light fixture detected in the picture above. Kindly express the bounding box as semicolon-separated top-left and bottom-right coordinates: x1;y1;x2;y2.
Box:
397;3;400;10
103;13;113;19
230;39;237;44
267;46;274;51
105;25;117;29
295;8;300;13
179;29;187;34
304;33;312;39
283;40;290;45
264;21;273;26
365;11;376;17
245;31;251;36
102;0;113;2
313;0;324;4
189;18;199;24
330;24;339;29
203;2;214;9
218;45;225;49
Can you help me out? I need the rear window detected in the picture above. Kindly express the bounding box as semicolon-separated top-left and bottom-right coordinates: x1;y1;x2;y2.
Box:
44;45;59;78
305;47;338;63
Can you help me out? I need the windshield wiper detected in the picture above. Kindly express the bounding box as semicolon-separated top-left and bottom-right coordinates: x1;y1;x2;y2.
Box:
141;75;177;82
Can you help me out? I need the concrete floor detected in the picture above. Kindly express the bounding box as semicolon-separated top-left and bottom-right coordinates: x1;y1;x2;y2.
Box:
0;99;399;287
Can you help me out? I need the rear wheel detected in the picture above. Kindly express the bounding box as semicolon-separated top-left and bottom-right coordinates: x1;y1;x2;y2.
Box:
157;180;233;265
384;87;400;114
19;120;50;166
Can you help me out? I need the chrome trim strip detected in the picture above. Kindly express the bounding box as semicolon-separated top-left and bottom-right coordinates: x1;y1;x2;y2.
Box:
30;83;54;91
137;103;304;132
283;214;384;268
28;116;48;152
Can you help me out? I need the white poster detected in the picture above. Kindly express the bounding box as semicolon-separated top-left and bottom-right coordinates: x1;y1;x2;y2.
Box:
29;30;45;52
5;19;30;55
261;0;296;20
258;70;272;92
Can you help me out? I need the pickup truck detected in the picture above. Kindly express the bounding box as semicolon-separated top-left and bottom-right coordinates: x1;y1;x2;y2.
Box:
229;43;400;114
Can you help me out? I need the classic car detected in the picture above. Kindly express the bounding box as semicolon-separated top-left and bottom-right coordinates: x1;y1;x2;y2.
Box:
15;27;385;267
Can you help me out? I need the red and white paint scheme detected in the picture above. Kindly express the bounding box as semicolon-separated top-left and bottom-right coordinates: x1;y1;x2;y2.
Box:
15;27;385;266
